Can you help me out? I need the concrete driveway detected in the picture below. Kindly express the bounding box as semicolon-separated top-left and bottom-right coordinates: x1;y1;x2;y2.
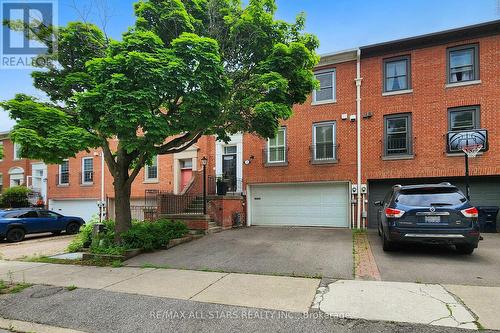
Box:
0;233;73;260
368;231;500;286
126;227;353;279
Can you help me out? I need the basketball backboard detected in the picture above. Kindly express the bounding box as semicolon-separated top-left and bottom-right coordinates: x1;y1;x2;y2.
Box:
446;129;488;154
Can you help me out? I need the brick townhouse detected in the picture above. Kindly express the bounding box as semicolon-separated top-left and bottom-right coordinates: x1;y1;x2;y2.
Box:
2;20;499;231
243;19;500;229
0;131;47;202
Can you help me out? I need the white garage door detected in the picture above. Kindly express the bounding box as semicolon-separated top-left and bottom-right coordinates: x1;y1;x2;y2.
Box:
249;182;350;227
49;199;99;223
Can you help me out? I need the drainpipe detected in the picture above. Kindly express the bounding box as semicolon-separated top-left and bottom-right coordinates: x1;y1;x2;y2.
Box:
355;49;363;229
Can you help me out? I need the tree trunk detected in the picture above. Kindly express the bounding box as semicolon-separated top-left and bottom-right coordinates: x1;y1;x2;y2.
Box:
114;172;132;243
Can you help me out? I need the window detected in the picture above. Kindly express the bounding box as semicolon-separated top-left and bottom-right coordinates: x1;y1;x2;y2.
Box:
19;211;39;218
383;56;410;92
448;106;480;131
313;69;336;103
13;143;22;160
59;160;69;185
313;122;336;161
145;156;158;181
0;173;2;192
267;128;286;163
38;211;60;218
384;114;412;157
82;157;94;184
180;159;192;169
223;146;237;155
447;44;479;84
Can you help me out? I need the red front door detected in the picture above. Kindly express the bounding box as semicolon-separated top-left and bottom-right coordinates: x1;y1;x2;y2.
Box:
181;169;193;191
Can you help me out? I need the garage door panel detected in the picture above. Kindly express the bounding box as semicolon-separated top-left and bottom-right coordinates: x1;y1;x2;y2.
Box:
49;200;99;223
250;183;349;227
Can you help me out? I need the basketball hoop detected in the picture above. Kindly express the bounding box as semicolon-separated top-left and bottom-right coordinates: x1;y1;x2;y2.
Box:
462;144;483;158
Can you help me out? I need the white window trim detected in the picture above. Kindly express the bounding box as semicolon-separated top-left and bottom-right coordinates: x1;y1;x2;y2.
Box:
13;143;21;160
81;157;94;185
312;69;336;105
267;128;287;164
58;160;69;186
313;122;336;161
144;155;159;182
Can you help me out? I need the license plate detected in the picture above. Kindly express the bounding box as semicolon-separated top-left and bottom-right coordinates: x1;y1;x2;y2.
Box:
425;216;441;223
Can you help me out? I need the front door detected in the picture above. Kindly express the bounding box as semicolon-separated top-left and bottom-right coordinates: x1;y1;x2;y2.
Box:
180;159;193;191
222;146;237;192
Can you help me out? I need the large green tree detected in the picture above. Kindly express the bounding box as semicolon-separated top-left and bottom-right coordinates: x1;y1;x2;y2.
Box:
2;0;319;240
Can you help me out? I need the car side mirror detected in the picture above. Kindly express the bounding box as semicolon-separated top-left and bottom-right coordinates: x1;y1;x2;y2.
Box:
374;201;383;206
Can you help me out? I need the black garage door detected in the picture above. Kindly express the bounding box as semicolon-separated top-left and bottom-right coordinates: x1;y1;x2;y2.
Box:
367;176;500;229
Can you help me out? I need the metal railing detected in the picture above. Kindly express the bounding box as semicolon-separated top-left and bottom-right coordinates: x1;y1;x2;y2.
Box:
310;144;337;162
157;193;205;215
208;175;243;195
130;206;158;221
262;147;288;165
56;173;70;186
79;171;94;184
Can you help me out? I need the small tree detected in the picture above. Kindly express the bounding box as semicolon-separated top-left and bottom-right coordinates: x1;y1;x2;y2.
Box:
2;0;319;241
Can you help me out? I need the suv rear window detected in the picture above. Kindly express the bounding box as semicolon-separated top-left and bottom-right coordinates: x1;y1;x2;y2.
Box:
396;187;467;207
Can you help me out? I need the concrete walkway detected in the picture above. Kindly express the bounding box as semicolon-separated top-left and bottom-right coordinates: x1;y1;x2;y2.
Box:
0;261;319;313
1;260;500;330
0;234;74;260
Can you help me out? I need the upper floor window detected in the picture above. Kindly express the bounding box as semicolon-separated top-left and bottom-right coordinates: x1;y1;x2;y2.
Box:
145;155;158;181
82;157;94;184
313;69;336;104
59;160;69;185
384;114;412;157
448;106;480;131
267;128;286;164
313;122;336;161
447;44;479;84
13;143;22;160
383;56;410;92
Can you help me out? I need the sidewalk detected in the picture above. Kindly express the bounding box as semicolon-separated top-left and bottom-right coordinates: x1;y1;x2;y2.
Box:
1;260;499;331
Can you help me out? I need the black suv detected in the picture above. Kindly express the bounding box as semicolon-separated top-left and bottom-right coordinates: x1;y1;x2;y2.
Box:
375;183;480;254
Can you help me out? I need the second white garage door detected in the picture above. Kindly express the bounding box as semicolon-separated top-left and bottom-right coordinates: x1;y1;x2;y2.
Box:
249;182;350;227
49;199;99;223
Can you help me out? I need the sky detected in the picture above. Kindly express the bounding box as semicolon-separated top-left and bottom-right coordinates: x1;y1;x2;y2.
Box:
1;0;499;131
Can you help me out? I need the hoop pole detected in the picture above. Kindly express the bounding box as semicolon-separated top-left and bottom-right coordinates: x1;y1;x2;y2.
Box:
464;152;470;200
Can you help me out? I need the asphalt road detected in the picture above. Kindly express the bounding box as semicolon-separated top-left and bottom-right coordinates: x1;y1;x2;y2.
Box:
0;285;496;333
368;231;500;286
126;227;353;279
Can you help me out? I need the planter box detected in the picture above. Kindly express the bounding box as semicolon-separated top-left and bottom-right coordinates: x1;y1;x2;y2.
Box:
81;235;196;261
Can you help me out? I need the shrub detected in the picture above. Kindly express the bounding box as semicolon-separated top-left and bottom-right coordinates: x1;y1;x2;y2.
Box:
67;218;188;254
0;186;32;208
121;219;188;251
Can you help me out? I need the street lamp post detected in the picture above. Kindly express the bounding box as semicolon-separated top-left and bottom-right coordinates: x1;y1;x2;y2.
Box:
201;157;208;215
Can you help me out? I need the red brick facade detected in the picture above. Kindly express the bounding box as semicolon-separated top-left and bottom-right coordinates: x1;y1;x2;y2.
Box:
0;135;33;192
361;35;500;182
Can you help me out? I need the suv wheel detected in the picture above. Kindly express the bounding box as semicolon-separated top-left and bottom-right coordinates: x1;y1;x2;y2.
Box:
6;228;25;242
456;244;475;255
382;230;395;252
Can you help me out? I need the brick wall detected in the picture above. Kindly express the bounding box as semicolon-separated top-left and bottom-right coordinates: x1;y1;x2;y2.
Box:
361;35;500;182
0;137;34;190
243;60;358;186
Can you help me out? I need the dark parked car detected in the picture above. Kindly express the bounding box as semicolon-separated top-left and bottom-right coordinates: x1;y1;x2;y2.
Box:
375;183;480;254
0;208;85;242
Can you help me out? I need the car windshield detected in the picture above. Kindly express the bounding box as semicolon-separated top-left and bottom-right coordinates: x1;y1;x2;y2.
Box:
396;187;467;207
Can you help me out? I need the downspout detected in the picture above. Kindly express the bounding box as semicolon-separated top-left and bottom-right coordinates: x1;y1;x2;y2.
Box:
355;49;363;229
